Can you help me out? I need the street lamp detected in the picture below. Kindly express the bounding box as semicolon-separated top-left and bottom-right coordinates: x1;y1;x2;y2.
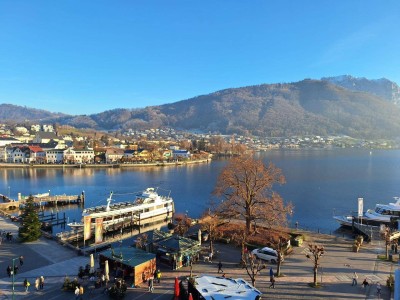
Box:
11;257;18;300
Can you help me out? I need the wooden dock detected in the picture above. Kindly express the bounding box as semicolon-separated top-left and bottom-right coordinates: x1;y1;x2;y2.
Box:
0;192;84;211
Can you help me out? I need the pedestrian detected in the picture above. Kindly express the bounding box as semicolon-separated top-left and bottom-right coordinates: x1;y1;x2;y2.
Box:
74;286;80;300
362;278;369;288
39;276;44;289
217;261;223;273
269;276;275;289
101;273;106;286
35;277;39;291
148;275;154;292
377;282;381;296
19;255;24;266
209;251;213;263
6;265;11;277
23;278;30;292
351;272;358;286
155;269;162;283
13;265;19;275
269;267;274;282
79;285;84;299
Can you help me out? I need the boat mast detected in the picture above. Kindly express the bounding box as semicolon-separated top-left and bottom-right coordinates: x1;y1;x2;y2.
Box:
106;192;113;212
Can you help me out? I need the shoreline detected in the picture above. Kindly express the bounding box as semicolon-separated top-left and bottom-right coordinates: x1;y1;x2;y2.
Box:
0;158;211;169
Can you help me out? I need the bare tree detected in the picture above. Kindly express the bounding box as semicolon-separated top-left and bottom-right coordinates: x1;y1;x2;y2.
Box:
214;155;292;236
305;244;325;287
274;236;290;277
199;207;224;255
242;251;266;287
135;233;148;250
173;213;191;236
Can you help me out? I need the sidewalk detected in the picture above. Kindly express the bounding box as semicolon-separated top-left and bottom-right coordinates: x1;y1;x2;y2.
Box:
0;215;395;299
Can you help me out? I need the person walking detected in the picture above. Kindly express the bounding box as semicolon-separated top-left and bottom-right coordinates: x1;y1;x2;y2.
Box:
6;265;11;277
362;278;369;288
148;275;154;292
269;276;275;289
377;282;381;296
79;285;84;299
23;278;30;292
39;276;44;289
19;255;24;266
217;261;223;274
209;251;213;263
74;286;80;300
351;272;358;286
35;277;39;291
155;269;162;283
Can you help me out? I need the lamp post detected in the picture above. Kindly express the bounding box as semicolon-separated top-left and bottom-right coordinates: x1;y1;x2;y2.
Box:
11;257;18;300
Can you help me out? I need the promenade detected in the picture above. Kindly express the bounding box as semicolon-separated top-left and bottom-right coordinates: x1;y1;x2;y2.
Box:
0;215;395;299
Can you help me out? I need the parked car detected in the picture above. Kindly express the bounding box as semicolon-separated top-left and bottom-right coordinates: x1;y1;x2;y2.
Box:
251;247;281;264
10;215;22;222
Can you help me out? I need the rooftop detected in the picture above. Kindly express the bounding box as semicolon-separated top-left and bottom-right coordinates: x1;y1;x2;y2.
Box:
193;275;262;300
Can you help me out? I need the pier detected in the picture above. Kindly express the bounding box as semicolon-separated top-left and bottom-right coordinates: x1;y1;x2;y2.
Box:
352;222;382;241
56;212;173;253
0;192;84;211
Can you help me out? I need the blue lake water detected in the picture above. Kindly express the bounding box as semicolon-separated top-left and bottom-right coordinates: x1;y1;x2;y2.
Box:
2;149;400;234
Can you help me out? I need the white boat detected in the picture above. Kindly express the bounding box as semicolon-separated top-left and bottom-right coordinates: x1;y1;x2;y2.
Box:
67;188;174;230
33;192;50;198
333;197;400;228
333;215;353;227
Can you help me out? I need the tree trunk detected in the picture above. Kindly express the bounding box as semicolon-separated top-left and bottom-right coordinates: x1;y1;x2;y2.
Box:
241;241;245;264
277;254;282;277
245;218;251;236
313;266;318;286
210;237;214;255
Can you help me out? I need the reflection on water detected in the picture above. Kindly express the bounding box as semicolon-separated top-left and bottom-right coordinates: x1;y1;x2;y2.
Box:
2;149;400;233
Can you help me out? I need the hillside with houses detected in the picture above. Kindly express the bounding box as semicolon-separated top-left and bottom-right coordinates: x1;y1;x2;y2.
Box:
0;123;212;165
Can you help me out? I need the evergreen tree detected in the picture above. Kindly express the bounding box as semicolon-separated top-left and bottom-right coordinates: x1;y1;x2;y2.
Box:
18;195;42;242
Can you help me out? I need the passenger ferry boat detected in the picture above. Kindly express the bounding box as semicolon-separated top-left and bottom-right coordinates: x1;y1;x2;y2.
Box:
333;197;400;228
68;187;174;230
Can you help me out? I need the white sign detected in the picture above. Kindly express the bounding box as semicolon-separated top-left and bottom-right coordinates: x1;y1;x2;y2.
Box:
358;198;364;217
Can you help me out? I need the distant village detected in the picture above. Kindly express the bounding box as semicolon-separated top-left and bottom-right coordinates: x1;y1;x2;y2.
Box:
0;123;397;164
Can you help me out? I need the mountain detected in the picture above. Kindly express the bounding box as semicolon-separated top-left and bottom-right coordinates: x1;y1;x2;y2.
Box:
1;77;400;139
321;75;400;106
0;104;68;122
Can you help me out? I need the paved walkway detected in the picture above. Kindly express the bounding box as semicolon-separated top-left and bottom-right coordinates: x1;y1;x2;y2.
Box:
0;216;396;299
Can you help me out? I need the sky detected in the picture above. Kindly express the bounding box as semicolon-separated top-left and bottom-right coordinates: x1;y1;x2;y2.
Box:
0;1;399;115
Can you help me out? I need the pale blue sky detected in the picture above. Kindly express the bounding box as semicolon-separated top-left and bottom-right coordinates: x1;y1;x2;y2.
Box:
0;1;399;115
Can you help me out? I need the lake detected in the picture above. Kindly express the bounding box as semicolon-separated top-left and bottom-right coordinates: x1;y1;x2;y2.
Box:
2;149;400;234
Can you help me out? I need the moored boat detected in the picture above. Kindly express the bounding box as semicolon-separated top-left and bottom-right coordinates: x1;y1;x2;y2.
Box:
67;187;174;230
333;197;400;228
